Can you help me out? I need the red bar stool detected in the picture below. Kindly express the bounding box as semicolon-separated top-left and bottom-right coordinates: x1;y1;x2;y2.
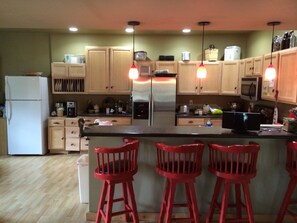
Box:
155;141;204;223
94;138;139;223
276;141;297;223
206;142;260;223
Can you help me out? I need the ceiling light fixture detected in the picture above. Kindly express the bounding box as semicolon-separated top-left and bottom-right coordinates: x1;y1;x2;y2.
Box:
197;21;210;78
127;21;140;80
264;21;281;80
69;26;78;32
182;28;191;33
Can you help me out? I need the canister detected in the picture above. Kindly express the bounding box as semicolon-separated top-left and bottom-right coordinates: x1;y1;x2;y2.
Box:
181;52;190;61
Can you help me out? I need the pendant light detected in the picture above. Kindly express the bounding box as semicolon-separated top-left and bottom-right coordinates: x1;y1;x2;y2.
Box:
264;21;281;80
197;21;210;78
128;21;140;80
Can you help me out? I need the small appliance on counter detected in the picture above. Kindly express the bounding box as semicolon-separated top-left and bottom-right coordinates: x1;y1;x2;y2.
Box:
66;101;76;117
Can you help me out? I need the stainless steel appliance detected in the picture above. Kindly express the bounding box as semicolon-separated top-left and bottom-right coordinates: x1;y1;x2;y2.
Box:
240;77;262;101
132;76;176;126
66;101;76;117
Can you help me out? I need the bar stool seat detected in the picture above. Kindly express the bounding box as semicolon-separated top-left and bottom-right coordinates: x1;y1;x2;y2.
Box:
206;142;260;223
276;141;297;223
155;141;204;223
94;138;139;223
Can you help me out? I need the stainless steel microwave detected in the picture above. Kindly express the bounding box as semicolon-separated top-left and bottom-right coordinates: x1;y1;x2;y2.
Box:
240;77;262;101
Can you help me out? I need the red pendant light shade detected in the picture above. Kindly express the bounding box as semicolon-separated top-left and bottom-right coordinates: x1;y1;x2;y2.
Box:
264;21;281;80
197;21;210;78
128;21;140;80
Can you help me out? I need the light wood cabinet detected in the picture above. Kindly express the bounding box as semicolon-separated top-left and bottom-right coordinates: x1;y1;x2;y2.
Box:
85;46;132;94
277;48;297;104
0;118;7;155
245;56;263;76
261;52;279;101
238;60;246;94
221;61;240;95
135;61;155;76
65;118;80;151
176;117;222;127
199;62;222;95
48;117;65;151
155;61;177;73
51;62;86;78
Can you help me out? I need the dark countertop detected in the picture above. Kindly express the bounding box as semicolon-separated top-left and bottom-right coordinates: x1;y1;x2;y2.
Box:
78;113;132;117
81;125;297;139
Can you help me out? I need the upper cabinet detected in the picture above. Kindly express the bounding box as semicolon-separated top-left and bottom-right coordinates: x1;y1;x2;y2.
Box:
199;62;222;95
261;52;279;101
277;47;297;104
51;62;86;78
244;56;263;76
85;47;132;94
221;61;240;95
155;61;177;73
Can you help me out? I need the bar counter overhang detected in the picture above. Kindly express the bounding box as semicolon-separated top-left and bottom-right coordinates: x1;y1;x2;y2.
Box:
82;125;297;222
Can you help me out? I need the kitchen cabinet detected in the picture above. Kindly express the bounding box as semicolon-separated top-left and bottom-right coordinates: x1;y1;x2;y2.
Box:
0;118;7;155
155;61;177;73
221;61;240;95
85;46;132;94
176;117;222;127
81;116;132;126
199;62;222;95
238;60;246;94
48;117;65;152
261;52;279;101
65;118;80;151
245;56;263;76
51;62;85;94
177;61;221;95
277;47;297;104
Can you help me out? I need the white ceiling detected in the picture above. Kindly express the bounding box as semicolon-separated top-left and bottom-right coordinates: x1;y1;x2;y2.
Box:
1;0;297;33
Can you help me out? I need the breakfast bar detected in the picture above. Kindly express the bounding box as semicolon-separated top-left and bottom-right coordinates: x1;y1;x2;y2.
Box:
82;125;297;222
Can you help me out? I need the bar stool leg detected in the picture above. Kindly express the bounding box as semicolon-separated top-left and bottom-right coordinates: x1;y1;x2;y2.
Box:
235;184;242;219
242;182;254;223
106;183;115;223
206;178;223;223
127;180;139;223
187;181;200;223
96;181;108;223
276;176;297;223
122;181;131;221
185;183;194;220
165;180;177;223
220;181;231;223
159;179;170;223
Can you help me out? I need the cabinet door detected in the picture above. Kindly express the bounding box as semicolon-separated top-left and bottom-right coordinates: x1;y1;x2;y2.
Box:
51;63;68;77
156;61;177;73
68;64;86;77
253;56;263;75
261;52;279;101
177;61;198;95
238;60;246;94
277;48;297;104
98;117;132;126
85;47;109;93
109;48;132;94
48;127;65;150
245;58;254;76
221;61;239;95
176;118;205;126
199;62;221;94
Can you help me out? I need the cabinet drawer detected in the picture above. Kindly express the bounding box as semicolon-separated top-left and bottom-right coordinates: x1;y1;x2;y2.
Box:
66;138;80;151
65;118;79;127
177;118;204;126
48;118;65;127
82;117;97;126
65;127;80;138
80;137;89;151
98;117;132;126
207;118;222;127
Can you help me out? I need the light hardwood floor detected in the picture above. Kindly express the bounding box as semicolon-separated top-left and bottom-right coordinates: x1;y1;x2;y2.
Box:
0;153;92;223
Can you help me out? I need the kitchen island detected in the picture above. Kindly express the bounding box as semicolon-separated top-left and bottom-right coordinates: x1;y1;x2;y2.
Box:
82;125;297;222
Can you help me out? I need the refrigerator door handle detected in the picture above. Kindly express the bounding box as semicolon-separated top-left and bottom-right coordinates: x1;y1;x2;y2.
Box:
151;94;154;126
7;101;12;124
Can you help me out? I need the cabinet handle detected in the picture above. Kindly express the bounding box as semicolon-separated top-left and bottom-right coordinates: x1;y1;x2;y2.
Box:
71;143;74;146
188;121;193;124
105;86;108;89
234;87;237;90
71;131;75;134
61;137;64;140
110;86;114;89
200;86;203;90
272;89;275;92
195;86;198;90
111;120;117;122
53;122;61;124
71;122;75;124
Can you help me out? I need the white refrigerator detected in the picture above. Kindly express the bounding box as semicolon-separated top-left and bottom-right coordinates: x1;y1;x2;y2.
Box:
5;76;49;155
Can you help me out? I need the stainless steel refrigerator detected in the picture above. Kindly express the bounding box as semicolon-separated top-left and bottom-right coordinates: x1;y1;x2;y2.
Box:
5;76;49;155
132;76;176;126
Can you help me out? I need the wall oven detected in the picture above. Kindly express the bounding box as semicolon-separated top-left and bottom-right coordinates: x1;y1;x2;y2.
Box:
240;77;262;101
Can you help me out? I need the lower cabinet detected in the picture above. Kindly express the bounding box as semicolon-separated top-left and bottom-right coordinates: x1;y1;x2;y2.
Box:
176;117;222;127
65;118;80;151
48;117;65;152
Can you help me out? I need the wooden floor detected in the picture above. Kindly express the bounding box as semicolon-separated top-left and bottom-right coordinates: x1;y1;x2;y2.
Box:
0;153;92;223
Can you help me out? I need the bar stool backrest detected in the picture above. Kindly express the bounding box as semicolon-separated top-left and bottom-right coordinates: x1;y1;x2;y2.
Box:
155;142;204;180
208;142;260;180
286;141;297;175
94;139;139;181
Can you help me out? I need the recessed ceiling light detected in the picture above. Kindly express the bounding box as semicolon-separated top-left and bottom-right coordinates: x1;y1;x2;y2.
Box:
125;27;134;33
182;28;191;33
69;27;78;32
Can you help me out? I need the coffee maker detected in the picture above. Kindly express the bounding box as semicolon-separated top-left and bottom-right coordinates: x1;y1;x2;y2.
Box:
66;101;76;117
